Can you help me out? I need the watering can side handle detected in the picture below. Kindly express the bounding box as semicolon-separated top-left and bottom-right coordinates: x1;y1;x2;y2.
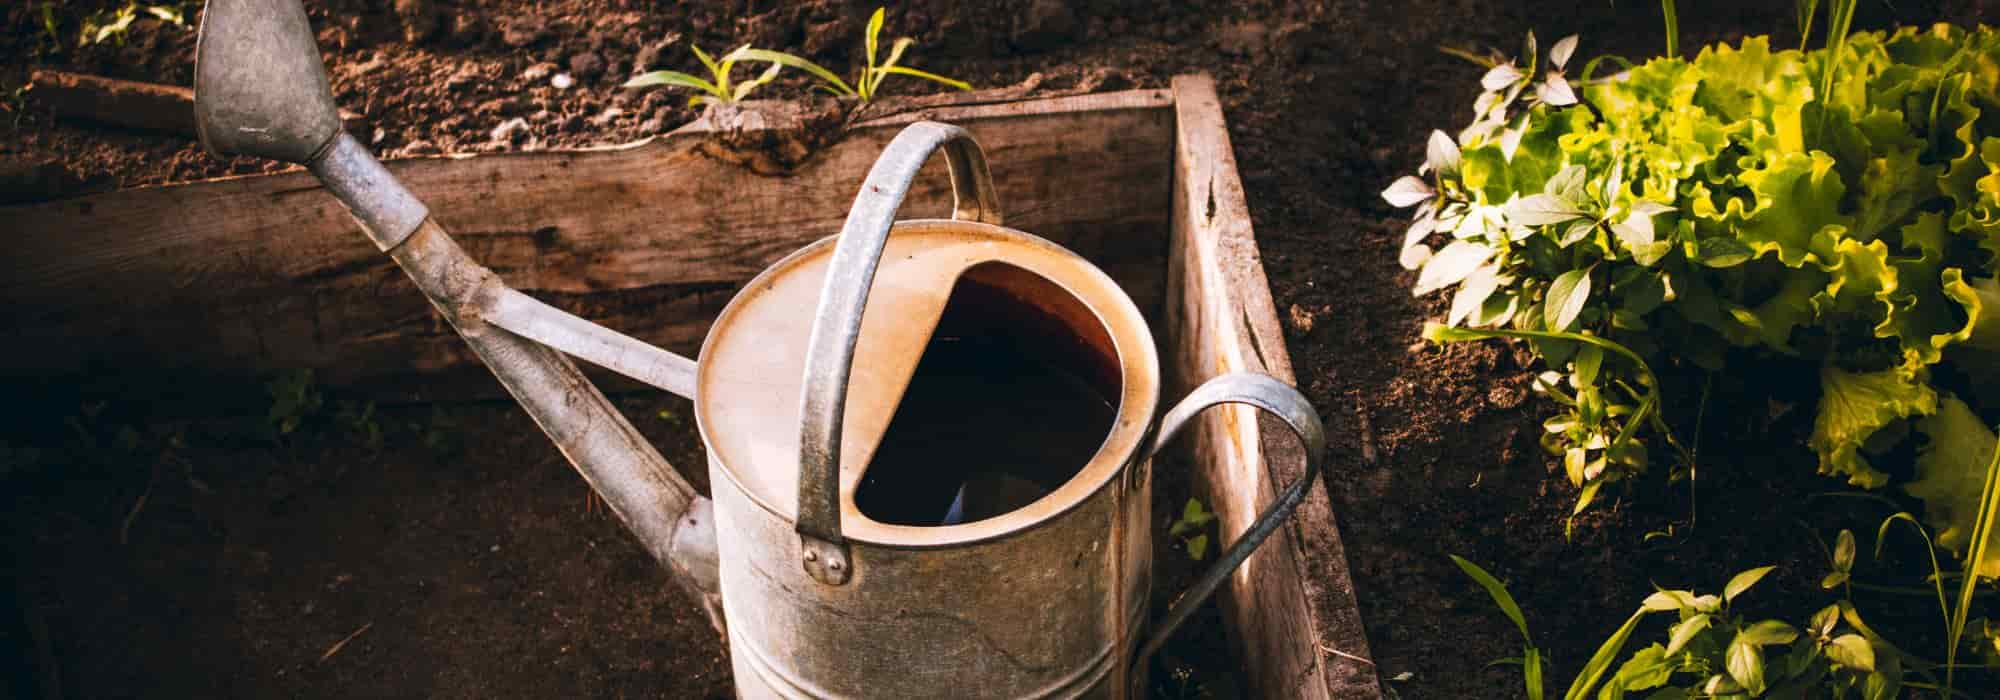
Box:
1129;372;1328;669
795;121;1004;586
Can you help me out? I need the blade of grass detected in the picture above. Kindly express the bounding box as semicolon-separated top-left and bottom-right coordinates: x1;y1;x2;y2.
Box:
876;65;972;92
1450;555;1545;700
732;48;856;96
622;70;721;95
1660;0;1679;57
871;36;916;95
1564;609;1653;700
1945;422;2000;698
863;7;885;99
691;45;727;96
1875;512;1951;638
733;61;784;101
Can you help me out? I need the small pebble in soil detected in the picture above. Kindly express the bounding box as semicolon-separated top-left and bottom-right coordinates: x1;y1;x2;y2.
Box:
520;61;559;83
569;52;605;80
588;107;624;127
491;117;530;145
551;73;576;90
444;64;482;92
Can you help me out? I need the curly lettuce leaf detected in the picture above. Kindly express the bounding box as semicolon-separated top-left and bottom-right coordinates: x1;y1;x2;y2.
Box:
1811;365;1939;488
1732;152;1851;268
1906;396;2000;578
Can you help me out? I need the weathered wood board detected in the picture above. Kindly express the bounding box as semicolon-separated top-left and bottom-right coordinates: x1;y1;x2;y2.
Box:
1166;75;1382;700
2;89;1175;400
0;77;1382;699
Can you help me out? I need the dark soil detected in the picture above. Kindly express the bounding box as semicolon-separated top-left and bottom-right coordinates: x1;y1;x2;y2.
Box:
7;0;2000;699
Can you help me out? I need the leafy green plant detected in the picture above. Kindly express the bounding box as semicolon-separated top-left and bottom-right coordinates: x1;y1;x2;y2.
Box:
1385;26;2000;569
1458;555;1906;698
1169;497;1217;561
733;7;970;102
622;44;783;107
1451;555;1547;699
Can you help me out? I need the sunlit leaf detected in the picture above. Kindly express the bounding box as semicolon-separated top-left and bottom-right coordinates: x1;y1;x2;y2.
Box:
1825;634;1875;672
1551;34;1579;68
1415;241;1496;295
1545;268;1592;331
1382;176;1435;208
1723;565;1776;603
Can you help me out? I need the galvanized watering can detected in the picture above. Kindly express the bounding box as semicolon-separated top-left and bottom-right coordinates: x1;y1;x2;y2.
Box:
192;1;1328;696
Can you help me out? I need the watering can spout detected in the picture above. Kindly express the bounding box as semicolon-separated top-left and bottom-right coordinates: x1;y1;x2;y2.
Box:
193;0;723;633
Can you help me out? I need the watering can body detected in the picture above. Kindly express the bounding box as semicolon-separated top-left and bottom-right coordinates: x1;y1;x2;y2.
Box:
698;216;1162;697
189;2;1330;697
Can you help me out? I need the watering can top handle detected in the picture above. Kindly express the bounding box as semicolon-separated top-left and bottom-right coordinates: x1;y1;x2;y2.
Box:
1131;372;1328;670
795;121;1004;585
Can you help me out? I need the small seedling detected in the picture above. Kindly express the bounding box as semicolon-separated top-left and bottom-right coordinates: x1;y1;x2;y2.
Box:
623;44;783;107
1169;497;1216;561
264;368;323;441
334;400;383;450
733;7;969;102
79;2;187;47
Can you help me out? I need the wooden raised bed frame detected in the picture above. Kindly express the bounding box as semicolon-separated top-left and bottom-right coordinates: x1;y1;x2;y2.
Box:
3;75;1382;699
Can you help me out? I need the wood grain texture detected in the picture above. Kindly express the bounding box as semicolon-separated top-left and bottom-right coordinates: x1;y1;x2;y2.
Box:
1165;74;1383;700
0;88;1174;401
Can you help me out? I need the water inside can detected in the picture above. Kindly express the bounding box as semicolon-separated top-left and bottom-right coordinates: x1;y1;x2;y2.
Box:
854;261;1123;526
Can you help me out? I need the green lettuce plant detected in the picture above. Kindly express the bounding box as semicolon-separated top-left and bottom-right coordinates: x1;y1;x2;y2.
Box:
1385;25;2000;570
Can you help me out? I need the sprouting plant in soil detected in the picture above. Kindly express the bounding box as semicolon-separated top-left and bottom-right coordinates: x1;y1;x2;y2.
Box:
622;44;783;107
264;368;323;442
1170;497;1217;561
78;2;188;47
732;7;970;102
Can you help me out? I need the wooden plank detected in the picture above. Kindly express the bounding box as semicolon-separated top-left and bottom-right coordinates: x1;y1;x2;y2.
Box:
0;88;1175;401
1166;75;1382;699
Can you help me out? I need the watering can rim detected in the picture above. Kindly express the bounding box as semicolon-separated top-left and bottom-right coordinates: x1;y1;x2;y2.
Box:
693;217;1162;550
